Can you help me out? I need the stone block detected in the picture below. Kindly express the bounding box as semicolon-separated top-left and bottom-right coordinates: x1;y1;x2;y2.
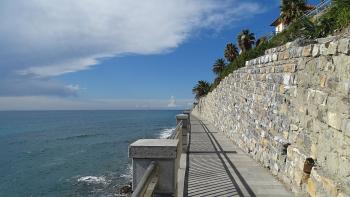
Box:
297;47;304;57
338;38;350;55
308;103;319;118
325;62;335;72
338;156;350;179
320;43;328;56
290;124;299;131
283;63;296;72
333;55;350;78
306;58;318;73
342;81;350;95
327;97;350;114
281;51;290;60
314;90;328;105
342;119;350;137
303;45;313;57
328;41;338;55
312;44;320;57
326;76;340;91
307;178;317;197
283;74;294;86
327;112;344;130
318;75;327;88
272;53;278;61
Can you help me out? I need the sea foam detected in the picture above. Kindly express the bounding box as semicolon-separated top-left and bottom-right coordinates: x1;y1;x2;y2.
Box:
77;176;108;185
159;128;175;139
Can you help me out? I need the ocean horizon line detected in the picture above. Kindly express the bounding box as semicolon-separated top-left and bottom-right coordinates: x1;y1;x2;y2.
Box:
0;109;186;112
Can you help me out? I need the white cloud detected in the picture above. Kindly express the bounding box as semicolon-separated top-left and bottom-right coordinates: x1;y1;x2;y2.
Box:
0;0;264;97
0;96;193;110
0;77;80;96
167;96;177;107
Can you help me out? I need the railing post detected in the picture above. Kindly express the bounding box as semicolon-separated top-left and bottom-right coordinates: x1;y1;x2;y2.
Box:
182;110;191;131
129;139;179;196
176;114;189;153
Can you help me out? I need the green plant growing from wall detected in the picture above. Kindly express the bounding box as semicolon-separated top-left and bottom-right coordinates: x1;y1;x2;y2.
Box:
281;0;307;25
194;0;350;97
256;37;268;47
212;58;227;76
192;80;212;100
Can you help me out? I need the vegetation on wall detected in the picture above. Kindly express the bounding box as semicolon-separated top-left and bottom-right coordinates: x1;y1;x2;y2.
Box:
192;80;211;100
281;0;308;25
237;29;255;53
192;0;350;100
224;43;239;63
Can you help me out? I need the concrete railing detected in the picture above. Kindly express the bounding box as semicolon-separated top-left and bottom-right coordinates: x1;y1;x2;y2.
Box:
168;120;183;140
128;112;190;197
131;161;159;197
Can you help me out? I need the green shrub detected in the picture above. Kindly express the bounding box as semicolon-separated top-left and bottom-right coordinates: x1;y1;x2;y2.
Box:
336;7;350;28
208;0;350;92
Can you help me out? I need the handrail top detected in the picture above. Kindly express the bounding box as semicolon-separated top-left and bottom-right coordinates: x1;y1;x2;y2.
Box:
176;114;188;119
168;120;183;139
130;139;178;147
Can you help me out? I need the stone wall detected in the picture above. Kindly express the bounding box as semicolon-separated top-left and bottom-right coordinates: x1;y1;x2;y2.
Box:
192;35;350;196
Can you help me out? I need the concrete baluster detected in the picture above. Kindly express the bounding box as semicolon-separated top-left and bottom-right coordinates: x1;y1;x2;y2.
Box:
176;114;189;153
129;139;179;196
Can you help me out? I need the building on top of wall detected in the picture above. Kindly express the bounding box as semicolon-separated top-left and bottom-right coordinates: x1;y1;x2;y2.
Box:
271;3;316;34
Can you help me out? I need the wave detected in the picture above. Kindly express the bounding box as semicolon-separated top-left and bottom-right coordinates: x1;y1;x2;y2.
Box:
77;176;109;185
57;134;102;141
159;127;175;139
120;164;132;180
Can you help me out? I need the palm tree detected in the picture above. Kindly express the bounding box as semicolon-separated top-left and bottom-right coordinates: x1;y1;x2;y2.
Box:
212;58;226;76
256;36;268;47
224;43;239;62
281;0;307;25
237;29;255;53
192;80;211;100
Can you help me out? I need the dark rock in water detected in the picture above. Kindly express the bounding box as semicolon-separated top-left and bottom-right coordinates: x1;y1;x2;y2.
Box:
119;182;132;196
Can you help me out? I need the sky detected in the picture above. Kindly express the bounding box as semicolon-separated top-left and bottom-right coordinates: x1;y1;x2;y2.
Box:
0;0;320;110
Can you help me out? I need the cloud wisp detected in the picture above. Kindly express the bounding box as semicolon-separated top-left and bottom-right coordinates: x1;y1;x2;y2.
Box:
0;96;193;110
0;0;264;97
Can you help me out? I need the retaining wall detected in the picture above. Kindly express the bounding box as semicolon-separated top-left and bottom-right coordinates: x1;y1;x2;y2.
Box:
193;35;350;196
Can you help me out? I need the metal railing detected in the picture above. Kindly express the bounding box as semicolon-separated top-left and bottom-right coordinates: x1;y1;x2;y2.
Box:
131;161;159;197
264;0;333;41
168;120;183;140
305;0;332;18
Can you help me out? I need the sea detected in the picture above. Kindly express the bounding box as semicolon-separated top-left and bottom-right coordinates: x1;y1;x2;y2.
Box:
0;110;181;197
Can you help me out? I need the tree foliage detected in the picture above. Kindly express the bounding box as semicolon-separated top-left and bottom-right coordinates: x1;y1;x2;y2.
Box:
212;58;226;76
224;43;239;62
194;0;350;98
256;37;268;47
237;29;255;53
192;80;211;100
281;0;307;25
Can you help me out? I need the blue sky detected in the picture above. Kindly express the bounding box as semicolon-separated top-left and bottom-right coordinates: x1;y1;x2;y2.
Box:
0;0;319;110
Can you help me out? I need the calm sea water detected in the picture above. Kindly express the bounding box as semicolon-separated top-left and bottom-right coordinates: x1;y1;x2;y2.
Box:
0;110;181;197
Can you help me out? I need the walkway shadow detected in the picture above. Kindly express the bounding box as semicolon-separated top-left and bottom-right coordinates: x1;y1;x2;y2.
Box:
184;117;256;197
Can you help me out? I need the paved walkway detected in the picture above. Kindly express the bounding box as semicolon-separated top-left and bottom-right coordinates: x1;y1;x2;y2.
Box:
184;116;292;197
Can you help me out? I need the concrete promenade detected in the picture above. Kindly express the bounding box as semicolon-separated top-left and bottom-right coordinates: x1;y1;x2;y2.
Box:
184;116;293;197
